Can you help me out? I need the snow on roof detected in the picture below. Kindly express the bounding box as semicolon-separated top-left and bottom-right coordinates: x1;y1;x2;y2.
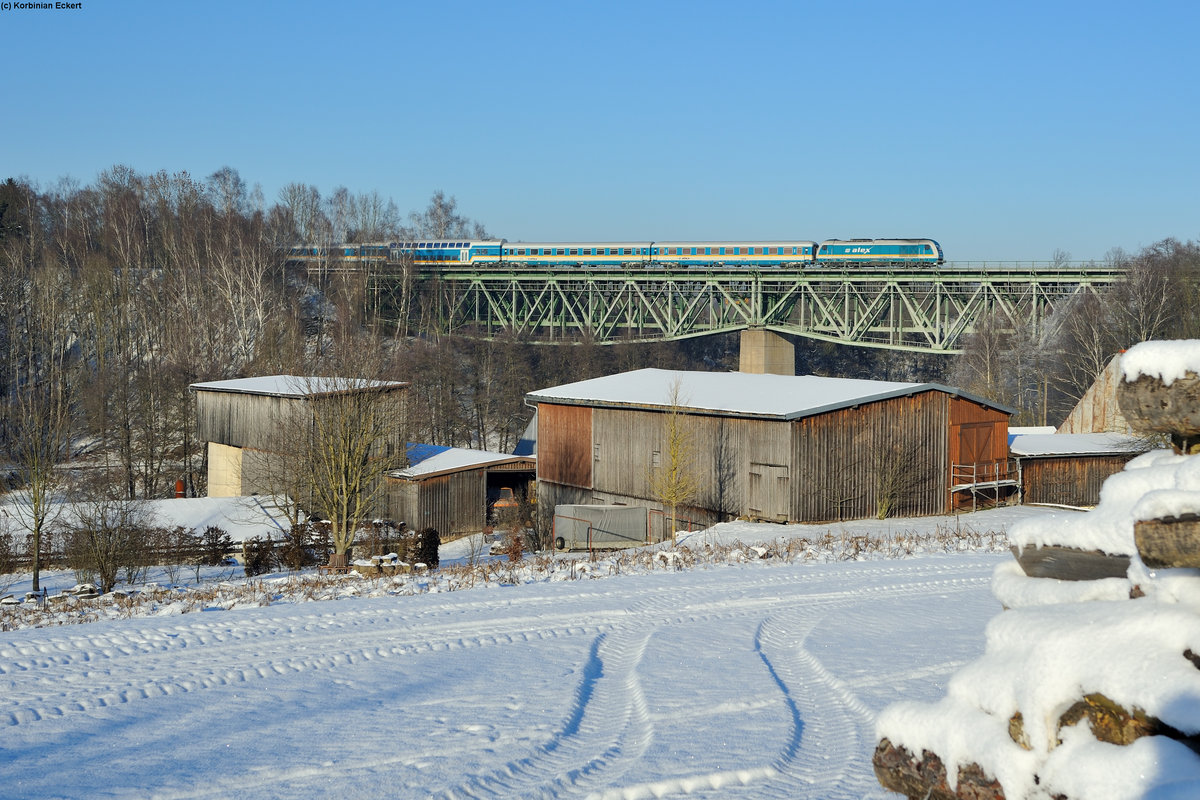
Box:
1121;339;1200;385
406;442;451;466
526;368;1010;419
392;447;534;480
1009;426;1055;437
190;375;407;398
1009;433;1150;457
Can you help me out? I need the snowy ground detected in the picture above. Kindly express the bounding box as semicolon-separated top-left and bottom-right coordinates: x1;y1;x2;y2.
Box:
0;508;1050;799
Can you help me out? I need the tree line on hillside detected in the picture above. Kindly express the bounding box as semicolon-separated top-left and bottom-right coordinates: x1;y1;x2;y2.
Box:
0;167;731;587
951;241;1200;425
1;164;1196;583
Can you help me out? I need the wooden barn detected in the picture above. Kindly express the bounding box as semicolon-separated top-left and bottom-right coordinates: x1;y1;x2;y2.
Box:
526;369;1013;529
191;375;408;500
385;446;535;538
1009;432;1154;507
1057;354;1136;434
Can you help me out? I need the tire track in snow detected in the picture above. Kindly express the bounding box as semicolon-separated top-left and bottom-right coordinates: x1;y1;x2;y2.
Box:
1;561;993;764
431;570;991;800
434;593;667;799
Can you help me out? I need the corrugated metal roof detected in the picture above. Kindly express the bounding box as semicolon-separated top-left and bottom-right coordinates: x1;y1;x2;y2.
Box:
190;375;407;398
526;368;1012;420
392;447;535;480
1010;433;1152;457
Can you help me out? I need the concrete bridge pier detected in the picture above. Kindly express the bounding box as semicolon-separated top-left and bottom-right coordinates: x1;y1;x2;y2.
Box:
738;329;794;375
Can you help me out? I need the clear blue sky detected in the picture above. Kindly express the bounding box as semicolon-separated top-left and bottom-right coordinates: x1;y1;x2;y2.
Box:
3;0;1197;261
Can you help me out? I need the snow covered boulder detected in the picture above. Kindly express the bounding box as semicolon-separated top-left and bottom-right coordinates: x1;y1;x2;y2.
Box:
873;738;1006;800
1118;339;1200;452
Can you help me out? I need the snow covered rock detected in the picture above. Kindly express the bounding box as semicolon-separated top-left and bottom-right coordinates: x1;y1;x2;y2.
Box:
876;395;1200;800
1119;339;1200;451
873;738;1006;800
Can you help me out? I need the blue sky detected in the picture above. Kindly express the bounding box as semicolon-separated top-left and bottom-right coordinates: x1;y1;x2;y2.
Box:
3;0;1197;261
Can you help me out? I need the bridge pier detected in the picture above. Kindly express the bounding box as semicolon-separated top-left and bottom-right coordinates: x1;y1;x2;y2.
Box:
738;329;794;376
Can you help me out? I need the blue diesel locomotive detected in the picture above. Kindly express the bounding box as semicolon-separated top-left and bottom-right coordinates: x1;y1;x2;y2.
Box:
299;237;943;268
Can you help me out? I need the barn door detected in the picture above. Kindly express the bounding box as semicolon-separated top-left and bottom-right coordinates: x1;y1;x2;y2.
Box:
748;463;789;522
958;423;994;465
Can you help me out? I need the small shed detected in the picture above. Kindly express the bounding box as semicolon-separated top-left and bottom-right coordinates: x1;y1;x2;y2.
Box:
191;375;408;499
1010;432;1154;507
385;446;535;538
526;369;1012;527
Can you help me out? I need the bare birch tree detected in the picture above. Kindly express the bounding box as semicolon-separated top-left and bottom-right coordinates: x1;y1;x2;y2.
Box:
648;378;698;544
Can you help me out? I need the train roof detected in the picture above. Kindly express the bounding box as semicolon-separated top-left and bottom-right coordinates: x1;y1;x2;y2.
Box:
819;238;940;245
656;240;817;246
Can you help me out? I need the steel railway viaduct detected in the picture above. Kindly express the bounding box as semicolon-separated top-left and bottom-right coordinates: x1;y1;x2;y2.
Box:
295;255;1123;368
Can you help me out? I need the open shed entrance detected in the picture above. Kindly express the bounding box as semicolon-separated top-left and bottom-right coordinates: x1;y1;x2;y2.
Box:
486;465;536;524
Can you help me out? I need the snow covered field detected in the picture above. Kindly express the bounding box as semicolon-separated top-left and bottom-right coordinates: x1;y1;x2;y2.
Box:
1;509;1042;799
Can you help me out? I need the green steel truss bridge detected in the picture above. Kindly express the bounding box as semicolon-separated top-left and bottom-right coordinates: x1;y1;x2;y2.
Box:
347;261;1123;354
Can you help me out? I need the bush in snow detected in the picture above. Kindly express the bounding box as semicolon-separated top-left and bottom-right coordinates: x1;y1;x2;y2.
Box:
278;523;319;571
498;529;524;563
242;536;277;577
198;526;234;566
417;527;440;570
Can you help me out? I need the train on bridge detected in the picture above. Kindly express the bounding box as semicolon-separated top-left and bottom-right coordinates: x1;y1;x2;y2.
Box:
291;237;944;269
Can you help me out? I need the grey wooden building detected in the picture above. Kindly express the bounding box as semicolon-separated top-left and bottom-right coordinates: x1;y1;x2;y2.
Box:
526;369;1013;529
1009;432;1153;507
191;375;408;500
385;446;535;538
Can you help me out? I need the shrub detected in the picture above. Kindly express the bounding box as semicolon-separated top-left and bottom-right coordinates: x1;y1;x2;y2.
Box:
416;527;440;570
243;536;277;577
199;526;234;566
498;530;524;563
278;523;318;571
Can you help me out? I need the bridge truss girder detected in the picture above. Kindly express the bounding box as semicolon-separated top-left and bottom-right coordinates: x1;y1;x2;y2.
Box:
372;266;1122;354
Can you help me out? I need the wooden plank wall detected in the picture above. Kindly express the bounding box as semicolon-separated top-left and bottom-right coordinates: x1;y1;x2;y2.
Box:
536;403;593;489
385;470;486;536
1022;455;1137;507
196;391;304;451
195;389;406;458
792;393;950;522
592;408;789;519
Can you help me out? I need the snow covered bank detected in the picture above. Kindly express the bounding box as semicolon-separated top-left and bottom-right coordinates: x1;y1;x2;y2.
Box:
0;507;1035;632
1;552;1011;799
877;343;1200;800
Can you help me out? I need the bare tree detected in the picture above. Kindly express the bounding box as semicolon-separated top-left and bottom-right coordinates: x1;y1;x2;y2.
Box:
62;476;156;594
647;378;699;543
303;376;405;561
6;380;72;593
405;190;490;240
2;191;74;592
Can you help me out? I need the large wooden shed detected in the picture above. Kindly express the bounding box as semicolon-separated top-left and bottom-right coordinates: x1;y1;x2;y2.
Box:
384;446;535;538
191;375;408;499
526;369;1012;528
1009;432;1153;507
